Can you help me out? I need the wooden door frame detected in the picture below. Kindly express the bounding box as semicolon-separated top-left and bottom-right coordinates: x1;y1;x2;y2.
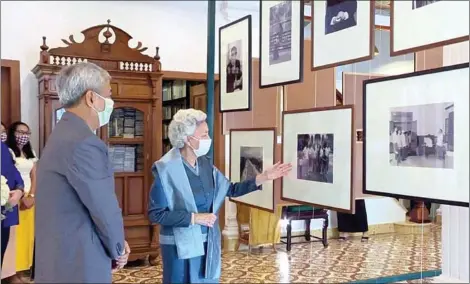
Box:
1;59;21;124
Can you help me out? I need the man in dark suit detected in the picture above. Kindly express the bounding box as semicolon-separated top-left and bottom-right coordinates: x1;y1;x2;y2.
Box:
226;46;243;93
35;62;129;283
1;142;24;265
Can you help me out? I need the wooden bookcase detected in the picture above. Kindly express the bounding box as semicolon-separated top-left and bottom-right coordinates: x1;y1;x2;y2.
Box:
32;21;163;264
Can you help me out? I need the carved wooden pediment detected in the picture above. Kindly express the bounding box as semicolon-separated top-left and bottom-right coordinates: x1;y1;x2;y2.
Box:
35;20;161;74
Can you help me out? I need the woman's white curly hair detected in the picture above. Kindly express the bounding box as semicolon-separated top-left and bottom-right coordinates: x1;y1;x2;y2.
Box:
168;108;207;149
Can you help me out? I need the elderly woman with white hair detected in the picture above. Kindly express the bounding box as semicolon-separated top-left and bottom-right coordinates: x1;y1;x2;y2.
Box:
148;108;291;283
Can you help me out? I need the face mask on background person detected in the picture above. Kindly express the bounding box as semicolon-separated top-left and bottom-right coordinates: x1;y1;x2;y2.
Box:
91;92;114;127
1;133;7;143
189;136;212;157
16;134;30;147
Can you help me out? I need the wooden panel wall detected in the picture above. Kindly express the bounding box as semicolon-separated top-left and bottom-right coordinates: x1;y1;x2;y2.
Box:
415;47;444;71
343;73;384;199
284;40;336;111
223;59;279;133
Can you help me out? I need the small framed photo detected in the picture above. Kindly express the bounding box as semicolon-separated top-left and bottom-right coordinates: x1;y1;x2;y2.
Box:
363;63;469;207
219;15;252;113
311;0;375;71
282;105;355;213
391;1;469;56
259;1;304;88
229;128;276;213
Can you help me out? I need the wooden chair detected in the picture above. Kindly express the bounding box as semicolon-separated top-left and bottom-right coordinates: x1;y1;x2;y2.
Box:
280;205;329;252
236;204;252;252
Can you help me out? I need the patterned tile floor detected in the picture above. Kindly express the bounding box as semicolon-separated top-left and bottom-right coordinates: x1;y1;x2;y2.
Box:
112;225;441;283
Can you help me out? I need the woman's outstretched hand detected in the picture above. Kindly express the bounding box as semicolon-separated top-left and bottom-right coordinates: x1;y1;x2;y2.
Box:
256;162;292;186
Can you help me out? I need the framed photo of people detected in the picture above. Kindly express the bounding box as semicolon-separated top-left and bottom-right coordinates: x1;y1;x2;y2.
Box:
311;0;375;71
219;15;252;113
363;63;469;207
281;106;355;213
229;128;276;212
391;1;469;56
259;1;304;88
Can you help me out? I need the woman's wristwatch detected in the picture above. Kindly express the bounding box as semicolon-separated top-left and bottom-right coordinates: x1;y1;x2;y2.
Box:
28;194;35;198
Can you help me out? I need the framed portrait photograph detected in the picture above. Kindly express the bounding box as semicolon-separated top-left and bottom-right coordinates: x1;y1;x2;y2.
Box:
219;15;252;113
229;128;276;212
391;1;469;56
282;105;355;213
363;63;469;207
259;1;304;88
311;0;374;71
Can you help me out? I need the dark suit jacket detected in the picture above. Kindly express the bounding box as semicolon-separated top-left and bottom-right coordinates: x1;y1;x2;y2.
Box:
35;111;125;283
1;142;24;228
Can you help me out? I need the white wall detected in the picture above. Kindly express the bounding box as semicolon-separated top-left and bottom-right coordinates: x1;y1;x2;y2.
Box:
1;1;210;151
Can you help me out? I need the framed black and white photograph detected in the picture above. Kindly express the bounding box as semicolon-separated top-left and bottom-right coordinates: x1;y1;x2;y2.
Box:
391;1;469;56
229;128;276;212
259;1;303;88
364;63;469;207
219;15;252;113
282;106;355;213
311;0;374;71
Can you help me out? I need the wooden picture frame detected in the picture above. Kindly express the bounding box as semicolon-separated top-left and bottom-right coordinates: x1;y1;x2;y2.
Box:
390;1;469;56
281;105;355;213
311;0;375;71
363;63;469;207
259;1;304;88
219;15;252;113
229;128;276;213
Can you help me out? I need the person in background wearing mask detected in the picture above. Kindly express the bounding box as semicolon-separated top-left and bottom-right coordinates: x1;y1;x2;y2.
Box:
1;133;24;283
148;108;292;283
35;62;129;283
5;121;38;281
1;122;7;143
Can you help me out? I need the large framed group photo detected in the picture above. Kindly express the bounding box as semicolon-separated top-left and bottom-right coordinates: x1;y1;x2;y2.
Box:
391;0;469;55
219;15;252;113
311;0;375;71
281;105;355;213
229;128;276;212
259;0;304;88
363;63;469;207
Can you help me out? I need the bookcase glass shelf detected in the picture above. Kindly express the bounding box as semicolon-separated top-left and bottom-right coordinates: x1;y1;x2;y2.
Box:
108;144;144;173
108;107;144;139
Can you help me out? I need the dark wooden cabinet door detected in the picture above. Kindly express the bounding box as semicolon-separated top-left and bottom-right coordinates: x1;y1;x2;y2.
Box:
1;59;21;126
190;83;207;112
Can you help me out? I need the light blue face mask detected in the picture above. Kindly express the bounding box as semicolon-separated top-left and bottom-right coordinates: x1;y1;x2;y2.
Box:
92;92;114;127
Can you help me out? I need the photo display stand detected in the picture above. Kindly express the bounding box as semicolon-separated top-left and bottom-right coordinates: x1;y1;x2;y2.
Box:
391;1;469;56
363;63;469;207
281;105;355;213
219;15;253;113
311;0;375;71
259;0;304;88
229;128;276;213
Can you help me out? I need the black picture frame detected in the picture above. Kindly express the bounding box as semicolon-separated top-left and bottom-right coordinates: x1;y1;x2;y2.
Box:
259;0;304;89
363;62;469;208
218;15;252;113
